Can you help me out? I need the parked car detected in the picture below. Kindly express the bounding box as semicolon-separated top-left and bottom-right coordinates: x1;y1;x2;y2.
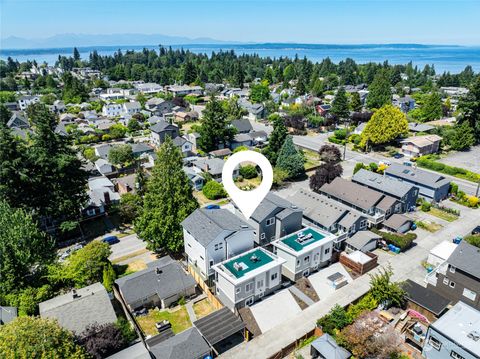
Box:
403;161;413;167
102;235;120;245
471;226;480;235
393;153;404;159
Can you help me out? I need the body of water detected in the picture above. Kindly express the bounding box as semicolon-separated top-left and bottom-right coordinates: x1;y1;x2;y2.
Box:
1;43;479;73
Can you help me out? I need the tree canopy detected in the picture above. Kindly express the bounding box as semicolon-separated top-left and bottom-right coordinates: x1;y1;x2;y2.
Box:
330;86;350;119
135;137;198;252
108;144;134;166
275;136;305;179
0;316;88;359
263;114;288;165
360;104;408;148
366;69;392;109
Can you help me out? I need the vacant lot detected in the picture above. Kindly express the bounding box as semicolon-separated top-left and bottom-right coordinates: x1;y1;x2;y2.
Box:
136;306;191;336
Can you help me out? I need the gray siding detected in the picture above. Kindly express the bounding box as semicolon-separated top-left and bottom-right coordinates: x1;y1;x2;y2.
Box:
423;327;478;359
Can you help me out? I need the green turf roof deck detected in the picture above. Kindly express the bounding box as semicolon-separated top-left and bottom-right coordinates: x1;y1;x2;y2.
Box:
280;228;327;252
223;249;274;279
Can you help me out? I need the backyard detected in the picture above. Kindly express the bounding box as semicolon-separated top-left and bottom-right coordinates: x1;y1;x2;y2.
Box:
136;306;191;336
193;298;217;319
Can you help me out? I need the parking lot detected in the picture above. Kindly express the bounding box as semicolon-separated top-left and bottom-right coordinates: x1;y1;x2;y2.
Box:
438;145;480;174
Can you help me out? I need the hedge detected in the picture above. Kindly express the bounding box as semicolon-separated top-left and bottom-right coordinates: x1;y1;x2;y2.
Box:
416;156;480;183
202;181;227;200
371;228;416;251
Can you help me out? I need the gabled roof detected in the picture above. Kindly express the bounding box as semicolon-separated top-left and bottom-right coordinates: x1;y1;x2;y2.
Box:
447;241;480;279
106;342;150;359
131;142;153;154
95;144;113;159
311;333;351;359
192;157;225;176
181;208;252;247
7;112;29;129
39;283;117;334
250;192;301;222
231;119;253;133
385;163;451;189
408;122;435;132
345;231;381;251
115;256;196;306
319;177;384;211
150;120;178;133
382;213;412;231
352;169;415;199
147;327;210;359
401;135;442;148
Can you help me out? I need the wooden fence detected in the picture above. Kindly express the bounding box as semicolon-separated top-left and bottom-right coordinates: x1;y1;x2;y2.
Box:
187;266;223;310
339;251;378;275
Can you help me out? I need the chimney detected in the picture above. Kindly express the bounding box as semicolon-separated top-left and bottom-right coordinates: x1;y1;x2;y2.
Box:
103;191;111;205
204;163;210;172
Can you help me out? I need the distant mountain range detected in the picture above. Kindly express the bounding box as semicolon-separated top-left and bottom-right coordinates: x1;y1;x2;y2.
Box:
0;33;236;49
1;33;465;50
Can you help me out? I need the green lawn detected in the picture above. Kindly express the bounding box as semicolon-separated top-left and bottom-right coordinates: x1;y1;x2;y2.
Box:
136;306;191;336
303;149;320;170
428;207;459;222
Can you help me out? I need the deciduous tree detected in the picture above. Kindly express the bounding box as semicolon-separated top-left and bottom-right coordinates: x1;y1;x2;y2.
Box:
360;104;408;148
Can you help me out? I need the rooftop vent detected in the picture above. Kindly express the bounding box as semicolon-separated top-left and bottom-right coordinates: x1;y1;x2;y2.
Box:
250;254;260;263
468;331;480;342
233;262;246;271
240;225;248;229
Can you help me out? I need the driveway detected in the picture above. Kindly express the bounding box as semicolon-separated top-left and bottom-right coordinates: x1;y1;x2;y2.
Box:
249;288;301;333
307;263;353;299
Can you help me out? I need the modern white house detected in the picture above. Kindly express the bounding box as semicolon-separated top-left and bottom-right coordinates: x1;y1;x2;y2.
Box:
18;95;40;110
272;227;335;281
122;101;141;115
134;82;163;94
213;247;285;310
181;208;255;286
102;103;123;117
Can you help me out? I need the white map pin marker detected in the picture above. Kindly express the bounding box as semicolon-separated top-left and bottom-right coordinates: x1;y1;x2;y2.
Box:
222;150;273;220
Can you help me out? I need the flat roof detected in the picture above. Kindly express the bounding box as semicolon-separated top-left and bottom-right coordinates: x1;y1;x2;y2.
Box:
431;301;480;356
280;227;327;252
223;248;273;279
194;307;245;346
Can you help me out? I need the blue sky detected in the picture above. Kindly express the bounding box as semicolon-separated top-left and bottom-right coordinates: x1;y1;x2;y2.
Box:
1;0;479;45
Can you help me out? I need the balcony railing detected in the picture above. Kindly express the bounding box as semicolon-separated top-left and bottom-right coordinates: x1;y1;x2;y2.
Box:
425;261;448;286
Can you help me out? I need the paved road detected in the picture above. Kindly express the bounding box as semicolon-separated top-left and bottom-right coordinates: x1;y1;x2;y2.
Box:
107;233;147;262
293;134;479;195
220;203;480;359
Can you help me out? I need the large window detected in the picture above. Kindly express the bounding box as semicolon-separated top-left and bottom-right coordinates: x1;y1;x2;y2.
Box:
266;217;275;226
463;288;477;301
271;273;278;281
245;283;253;292
451;351;465;359
428;336;442;351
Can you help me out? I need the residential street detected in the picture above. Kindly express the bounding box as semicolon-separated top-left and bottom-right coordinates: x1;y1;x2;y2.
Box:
106;233;148;262
293;134;479;195
220;203;480;359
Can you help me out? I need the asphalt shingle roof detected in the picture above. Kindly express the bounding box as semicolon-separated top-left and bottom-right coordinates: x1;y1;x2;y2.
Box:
385;163;451;189
150;120;178;133
447;241;480;279
345;231;381;251
147;327;210;359
352;169;415;199
231;119;253;133
115;256;196;306
250;192;300;222
311;333;351;359
181;208;252;247
39;283;117;334
402;279;450;316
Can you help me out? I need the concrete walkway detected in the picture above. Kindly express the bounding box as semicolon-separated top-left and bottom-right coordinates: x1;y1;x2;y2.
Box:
185;301;197;322
221;205;480;359
289;286;315;306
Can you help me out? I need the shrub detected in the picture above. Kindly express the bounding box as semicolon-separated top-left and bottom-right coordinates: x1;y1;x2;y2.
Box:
239;165;257;179
346;293;378;321
421;201;431;212
368;162;378;172
334;128;348;140
371;228;416;251
465;234;480;248
467;196;479;208
450;182;458;195
316;304;351;335
202;180;227;200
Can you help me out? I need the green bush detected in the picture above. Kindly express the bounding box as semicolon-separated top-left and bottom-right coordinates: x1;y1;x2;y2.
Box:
334;128;348;140
368;162;378;172
328;136;344;144
450;182;458;195
421;201;431;212
372;228;416;251
316;304;351;335
239;165;257;179
465;234;480;248
202;180;227;200
417;156;480;182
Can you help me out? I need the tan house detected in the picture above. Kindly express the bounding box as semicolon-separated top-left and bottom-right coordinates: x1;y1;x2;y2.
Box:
401;135;442;158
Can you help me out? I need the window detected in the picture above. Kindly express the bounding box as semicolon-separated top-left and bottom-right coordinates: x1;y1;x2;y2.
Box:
260;233;266;240
360;220;367;229
200;255;204;260
214;244;218;250
271;273;278;281
296;259;300;268
187;243;192;248
449;265;456;273
451;351;465;359
348;225;355;233
463;288;477;301
449;281;456;288
325;248;331;255
428;336;442;351
304;256;310;263
257;280;264;289
266;217;275;226
214;243;223;251
443;278;449;285
236;287;241;294
245;283;253;292
209;260;214;267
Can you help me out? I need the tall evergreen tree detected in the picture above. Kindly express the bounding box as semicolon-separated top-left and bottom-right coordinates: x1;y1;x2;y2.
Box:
331;86;350;119
73;47;81;61
366;69;392;109
263;115;288;165
197;97;235;152
350;92;362;112
459;76;480;141
25;104;88;224
275;136;305;179
233;62;245;88
182;61;197;85
135;137;198;252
